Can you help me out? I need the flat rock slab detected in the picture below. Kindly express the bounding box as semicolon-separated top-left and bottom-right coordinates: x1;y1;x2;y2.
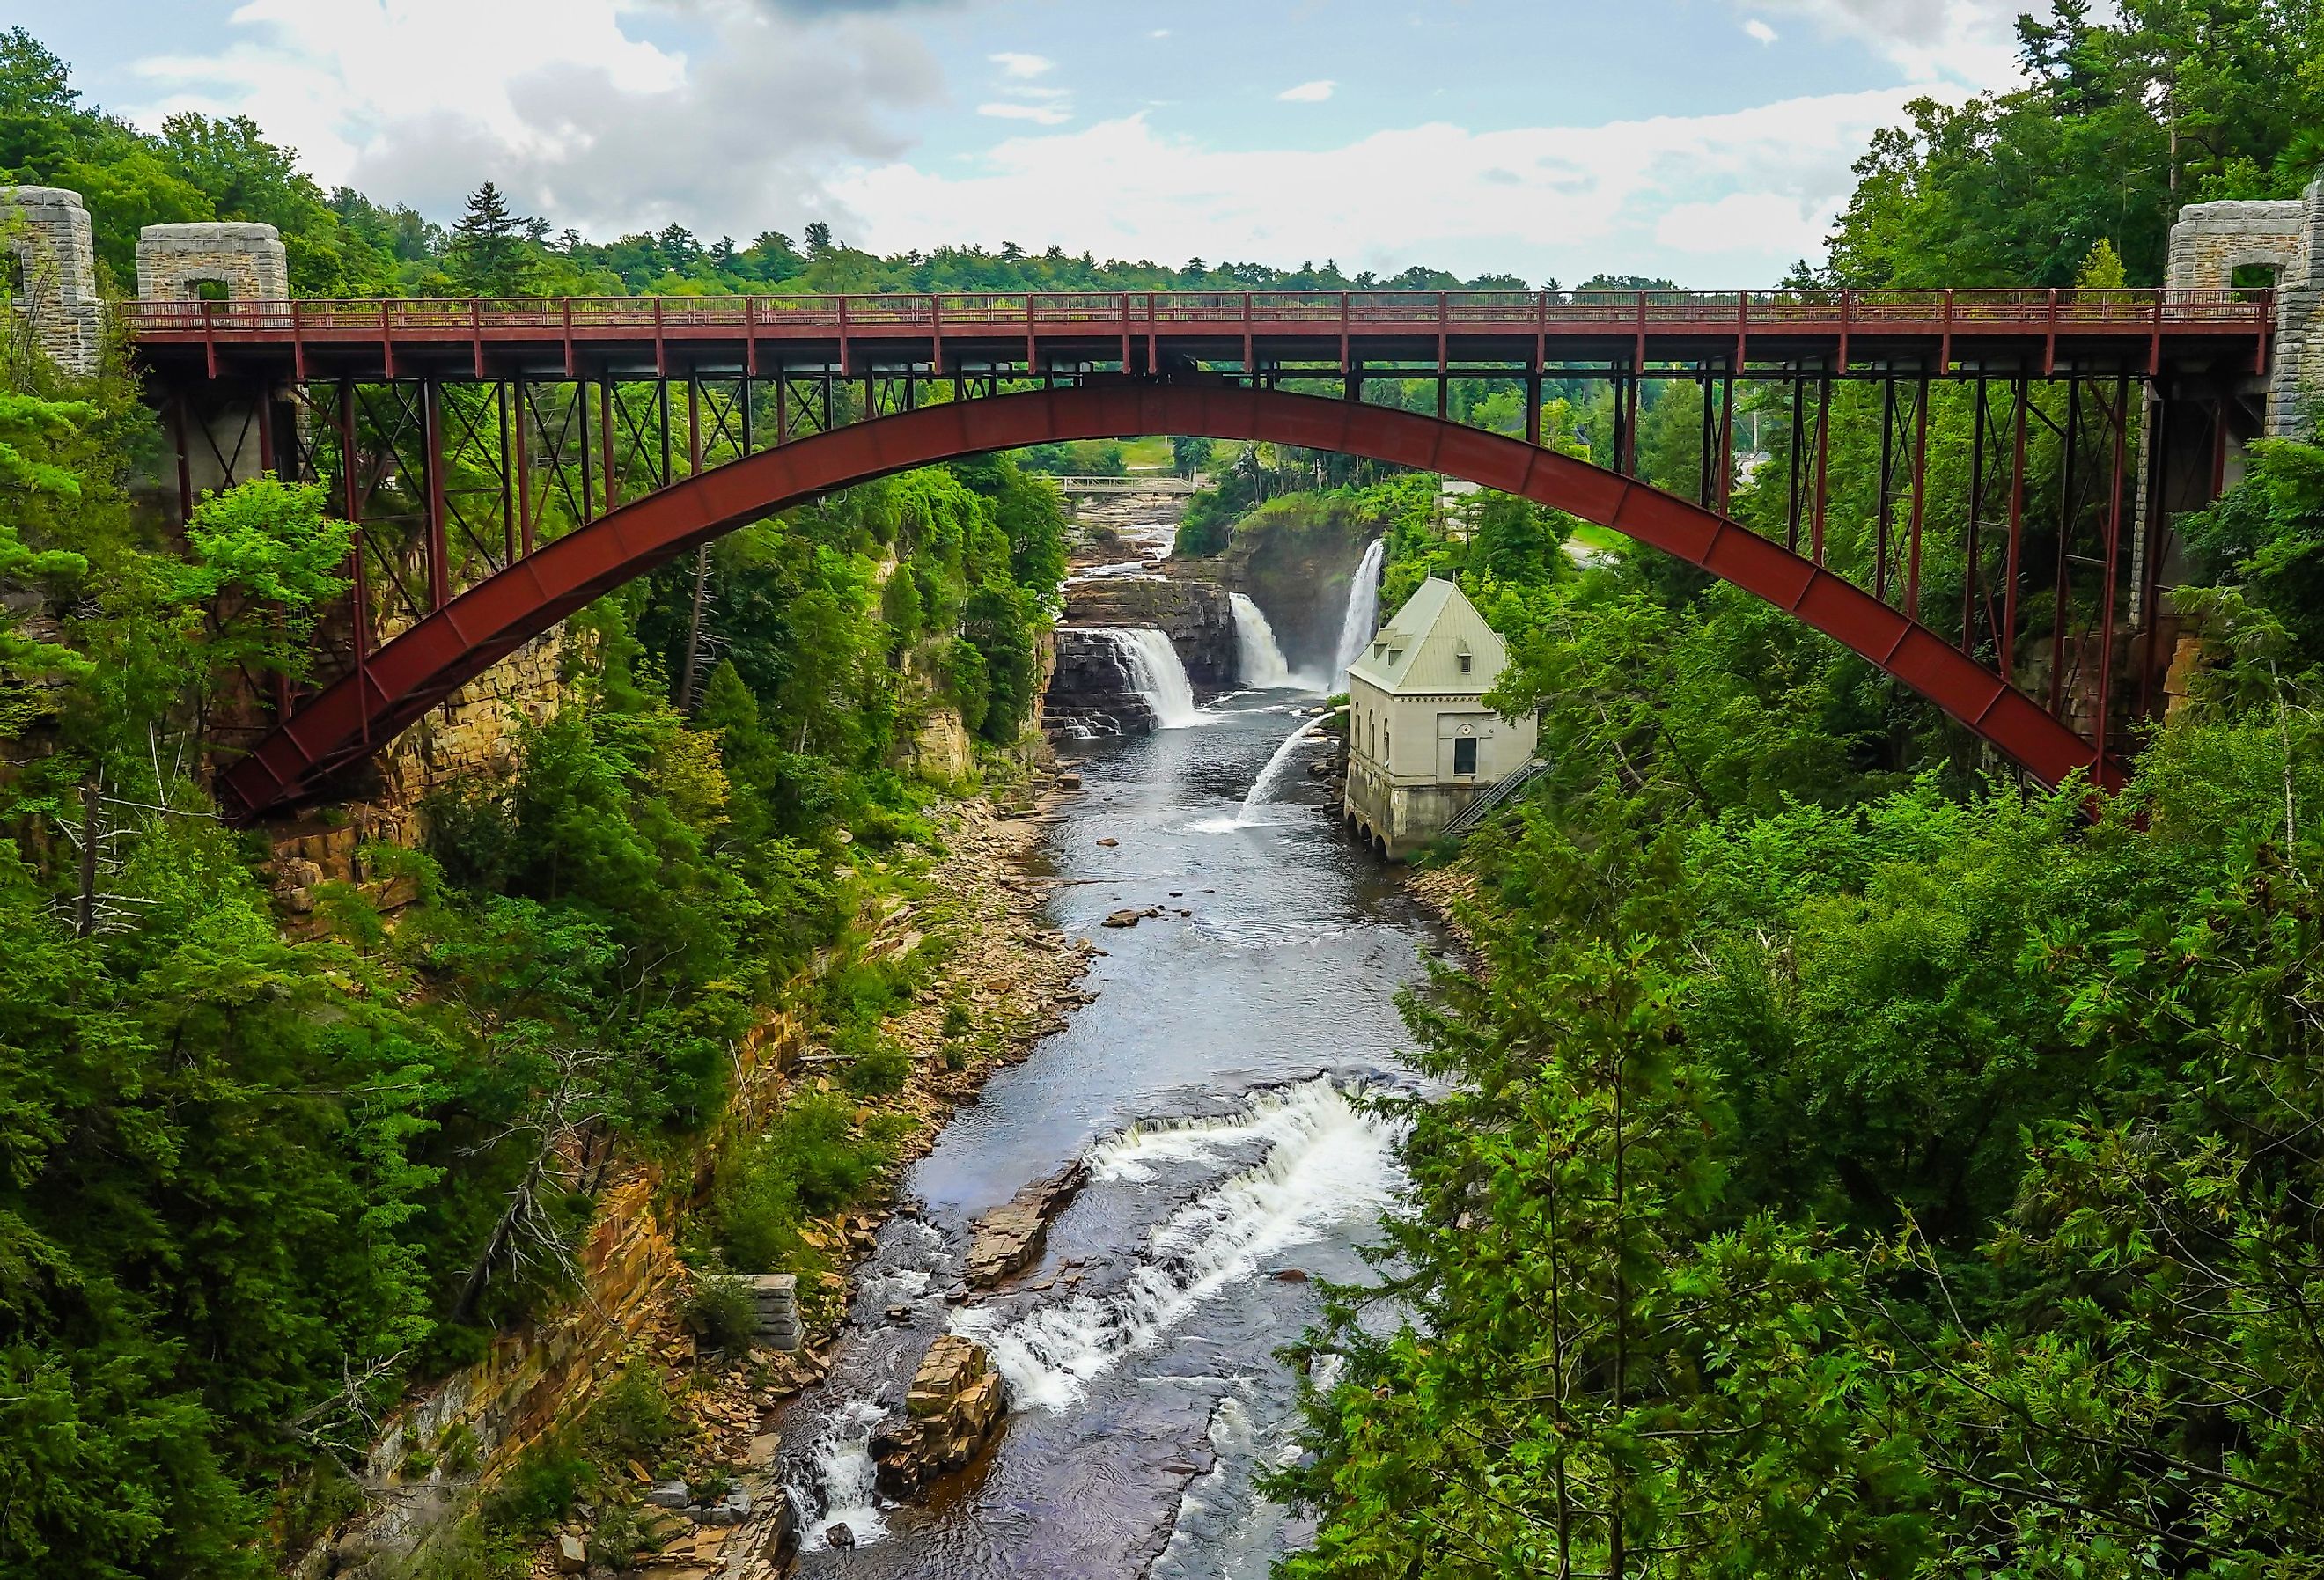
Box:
963;1159;1089;1287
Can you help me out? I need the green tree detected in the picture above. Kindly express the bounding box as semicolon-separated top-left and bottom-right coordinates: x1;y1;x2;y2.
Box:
445;181;535;298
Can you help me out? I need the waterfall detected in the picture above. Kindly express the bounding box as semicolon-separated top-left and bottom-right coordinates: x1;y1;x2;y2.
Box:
1332;540;1386;682
1094;627;1203;730
952;1077;1406;1412
1236;714;1329;825
1230;593;1298;690
787;1397;891;1550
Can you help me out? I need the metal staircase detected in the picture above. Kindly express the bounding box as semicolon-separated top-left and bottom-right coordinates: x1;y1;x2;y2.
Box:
1439;759;1548;839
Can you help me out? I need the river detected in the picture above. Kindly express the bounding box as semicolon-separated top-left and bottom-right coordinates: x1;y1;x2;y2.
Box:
776;687;1435;1578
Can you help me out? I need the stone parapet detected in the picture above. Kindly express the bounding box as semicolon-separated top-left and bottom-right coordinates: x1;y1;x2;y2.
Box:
0;186;104;378
2167;180;2324;438
136;220;290;301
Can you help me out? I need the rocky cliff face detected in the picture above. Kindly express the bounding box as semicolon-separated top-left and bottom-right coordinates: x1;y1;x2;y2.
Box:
1063;575;1237;688
1045;573;1239;736
1048;628;1157;736
1184;503;1377;678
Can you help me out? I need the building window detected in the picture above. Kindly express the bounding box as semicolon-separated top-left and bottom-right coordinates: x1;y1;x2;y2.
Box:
1455;737;1477;776
1457;651;1473;675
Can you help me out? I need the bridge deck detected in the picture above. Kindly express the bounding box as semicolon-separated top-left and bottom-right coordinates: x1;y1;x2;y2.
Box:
123;288;2273;382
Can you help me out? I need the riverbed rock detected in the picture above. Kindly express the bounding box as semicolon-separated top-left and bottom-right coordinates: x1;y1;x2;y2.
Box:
872;1334;1009;1498
555;1532;589;1573
964;1159;1090;1286
1102;908;1143;928
1096;836;1119;847
755;1496;800;1567
826;1522;856;1550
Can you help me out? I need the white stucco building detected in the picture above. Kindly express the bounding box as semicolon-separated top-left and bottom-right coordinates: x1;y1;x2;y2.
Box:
1342;577;1538;859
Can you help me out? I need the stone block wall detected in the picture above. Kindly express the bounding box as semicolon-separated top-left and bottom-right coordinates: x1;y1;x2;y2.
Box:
136;220;290;301
376;630;576;811
2166;180;2324;437
0;186;104;377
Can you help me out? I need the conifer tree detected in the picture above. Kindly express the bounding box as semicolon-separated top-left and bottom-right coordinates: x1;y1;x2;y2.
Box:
445;180;534;297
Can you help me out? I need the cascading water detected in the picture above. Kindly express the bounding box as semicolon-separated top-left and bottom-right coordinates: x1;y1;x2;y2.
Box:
951;1077;1406;1413
1093;627;1203;730
1332;540;1386;681
1229;593;1304;691
1235;714;1329;826
789;1397;893;1550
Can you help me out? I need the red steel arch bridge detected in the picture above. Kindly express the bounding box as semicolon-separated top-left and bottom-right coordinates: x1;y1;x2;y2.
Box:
115;286;2281;822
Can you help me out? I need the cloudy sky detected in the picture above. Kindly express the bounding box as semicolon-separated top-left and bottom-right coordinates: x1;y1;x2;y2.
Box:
19;0;2030;286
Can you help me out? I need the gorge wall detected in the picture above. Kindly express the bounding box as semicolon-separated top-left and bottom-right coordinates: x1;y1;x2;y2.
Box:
1048;575;1235;732
1182;500;1378;679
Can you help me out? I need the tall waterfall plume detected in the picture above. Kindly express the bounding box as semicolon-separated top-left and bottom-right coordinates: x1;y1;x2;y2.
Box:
1230;593;1312;690
1332;540;1386;681
1094;627;1204;730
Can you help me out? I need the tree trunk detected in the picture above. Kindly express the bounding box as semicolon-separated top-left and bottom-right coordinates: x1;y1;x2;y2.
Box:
678;544;711;712
75;779;99;938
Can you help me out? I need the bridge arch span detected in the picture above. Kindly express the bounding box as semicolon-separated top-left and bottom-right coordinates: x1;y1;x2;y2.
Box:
220;380;2117;820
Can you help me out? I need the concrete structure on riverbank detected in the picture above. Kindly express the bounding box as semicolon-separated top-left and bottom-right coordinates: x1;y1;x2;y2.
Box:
1342;577;1536;859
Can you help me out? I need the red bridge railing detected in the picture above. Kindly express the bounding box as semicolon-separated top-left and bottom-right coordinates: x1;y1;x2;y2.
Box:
116;287;2271;342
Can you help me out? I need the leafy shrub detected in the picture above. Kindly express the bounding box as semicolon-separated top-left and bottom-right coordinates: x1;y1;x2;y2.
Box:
485;1439;592;1540
588;1504;653;1571
680;1274;760;1353
843;1039;912;1095
396;1519;526;1580
710;1096;902;1272
586;1366;677;1466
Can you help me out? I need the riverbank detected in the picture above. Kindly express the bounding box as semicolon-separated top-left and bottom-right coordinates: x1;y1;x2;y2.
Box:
489;789;1099;1580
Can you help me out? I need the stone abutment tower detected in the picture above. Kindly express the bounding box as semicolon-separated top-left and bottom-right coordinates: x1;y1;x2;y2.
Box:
0;186;106;378
2166;177;2324;441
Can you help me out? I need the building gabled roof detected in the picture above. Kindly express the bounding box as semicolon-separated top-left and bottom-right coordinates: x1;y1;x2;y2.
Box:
1344;576;1509;696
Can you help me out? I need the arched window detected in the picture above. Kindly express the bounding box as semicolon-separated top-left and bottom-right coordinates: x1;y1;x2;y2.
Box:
1;247;24;301
188;278;232;303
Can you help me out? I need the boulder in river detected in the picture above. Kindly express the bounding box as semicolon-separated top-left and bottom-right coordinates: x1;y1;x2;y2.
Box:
826;1521;856;1550
872;1335;1009;1498
1102;908;1143;928
963;1160;1089;1286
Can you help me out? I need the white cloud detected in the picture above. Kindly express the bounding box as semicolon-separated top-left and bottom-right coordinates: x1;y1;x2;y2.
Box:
1653;190;1829;259
1739;0;2024;88
989;50;1054;78
1149;28;1171;38
977;101;1070;124
1278;79;1335;103
834;87;1949;284
129;0;939;241
1744;18;1779;44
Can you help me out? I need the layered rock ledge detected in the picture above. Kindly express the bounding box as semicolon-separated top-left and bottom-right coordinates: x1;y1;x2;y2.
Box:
962;1159;1089;1287
871;1335;1008;1498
